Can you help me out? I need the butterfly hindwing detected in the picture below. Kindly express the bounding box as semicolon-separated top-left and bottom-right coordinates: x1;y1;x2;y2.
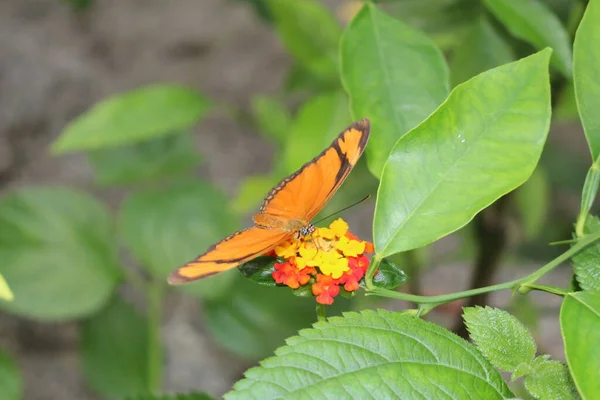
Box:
168;227;291;284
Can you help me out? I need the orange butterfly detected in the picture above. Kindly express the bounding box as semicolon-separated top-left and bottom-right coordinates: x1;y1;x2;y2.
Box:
168;118;370;284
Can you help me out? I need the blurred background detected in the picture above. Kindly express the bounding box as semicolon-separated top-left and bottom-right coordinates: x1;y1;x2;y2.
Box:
0;0;592;399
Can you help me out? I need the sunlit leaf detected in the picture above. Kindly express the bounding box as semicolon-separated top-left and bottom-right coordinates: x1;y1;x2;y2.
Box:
52;84;210;153
374;49;551;257
341;3;449;177
560;291;600;398
0;273;14;301
227;310;513;399
524;358;578;400
0;187;120;320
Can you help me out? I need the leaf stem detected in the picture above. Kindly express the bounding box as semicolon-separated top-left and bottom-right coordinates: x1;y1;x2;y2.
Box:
366;231;600;307
519;283;568;296
575;160;600;237
316;303;327;322
147;279;164;394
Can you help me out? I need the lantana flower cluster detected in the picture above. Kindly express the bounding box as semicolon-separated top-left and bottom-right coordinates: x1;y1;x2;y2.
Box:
270;218;374;305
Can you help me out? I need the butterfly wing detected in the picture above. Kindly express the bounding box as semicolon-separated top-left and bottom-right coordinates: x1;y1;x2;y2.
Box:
168;227;291;284
253;118;370;227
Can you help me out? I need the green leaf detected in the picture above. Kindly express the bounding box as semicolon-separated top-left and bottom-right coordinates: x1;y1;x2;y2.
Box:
384;0;481;51
561;291;600;398
238;256;278;287
0;350;21;400
203;275;322;360
573;0;600;160
555;82;580;122
88;133;202;185
374;49;552;258
251;95;291;146
232;175;278;214
81;296;149;398
283;91;350;174
0;187;120;320
341;3;450;177
524;358;578;400
372;258;407;290
227;310;513;399
119;179;239;299
514;166;549;240
572;216;600;292
265;0;341;80
0;273;14;301
52;84;211;153
463;307;536;372
483;0;572;78
450;16;515;87
127;394;216;400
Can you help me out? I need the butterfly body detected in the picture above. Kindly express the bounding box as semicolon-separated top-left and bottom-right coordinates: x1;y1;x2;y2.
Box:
168;119;370;284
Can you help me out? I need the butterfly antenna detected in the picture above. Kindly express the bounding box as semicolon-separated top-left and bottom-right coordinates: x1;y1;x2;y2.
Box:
313;194;372;225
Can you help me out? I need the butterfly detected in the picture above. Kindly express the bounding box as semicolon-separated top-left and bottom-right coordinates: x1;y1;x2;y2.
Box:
168;118;370;284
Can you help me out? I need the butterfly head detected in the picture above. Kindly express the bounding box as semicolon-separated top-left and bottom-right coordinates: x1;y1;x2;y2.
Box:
299;223;316;238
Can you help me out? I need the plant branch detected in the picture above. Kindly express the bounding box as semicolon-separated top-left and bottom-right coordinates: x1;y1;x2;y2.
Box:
366;230;600;307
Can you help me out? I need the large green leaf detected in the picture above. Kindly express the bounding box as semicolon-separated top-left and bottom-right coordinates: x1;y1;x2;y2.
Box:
0;350;21;400
81;296;149;398
227;310;513;399
514;166;549;240
203;276;323;360
483;0;572;78
573;0;600;160
572;216;600;292
0;187;120;320
341;3;449;177
374;49;551;258
265;0;340;80
450;17;515;86
52;84;211;153
128;394;216;400
463;307;536;372
118;180;239;298
282;91;350;174
88;133;202;185
561;291;600;398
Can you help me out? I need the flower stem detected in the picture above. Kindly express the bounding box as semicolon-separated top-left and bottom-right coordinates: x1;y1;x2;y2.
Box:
316;303;327;322
366;231;600;308
147;279;164;394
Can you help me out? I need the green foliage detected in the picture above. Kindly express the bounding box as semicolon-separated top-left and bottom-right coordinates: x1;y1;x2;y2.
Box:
227;310;512;399
514;166;550;240
483;0;573;77
523;358;578;400
251;95;292;146
561;291;600;398
572;216;600;291
128;394;216;400
265;0;340;81
573;0;600;160
52;84;211;153
374;49;551;258
449;16;515;86
463;306;536;373
0;273;13;301
203;276;327;360
372;258;407;290
0;187;120;320
118;180;239;299
81;296;150;398
341;3;449;177
238;256;278;286
0;350;21;400
88;133;202;186
283;91;350;174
